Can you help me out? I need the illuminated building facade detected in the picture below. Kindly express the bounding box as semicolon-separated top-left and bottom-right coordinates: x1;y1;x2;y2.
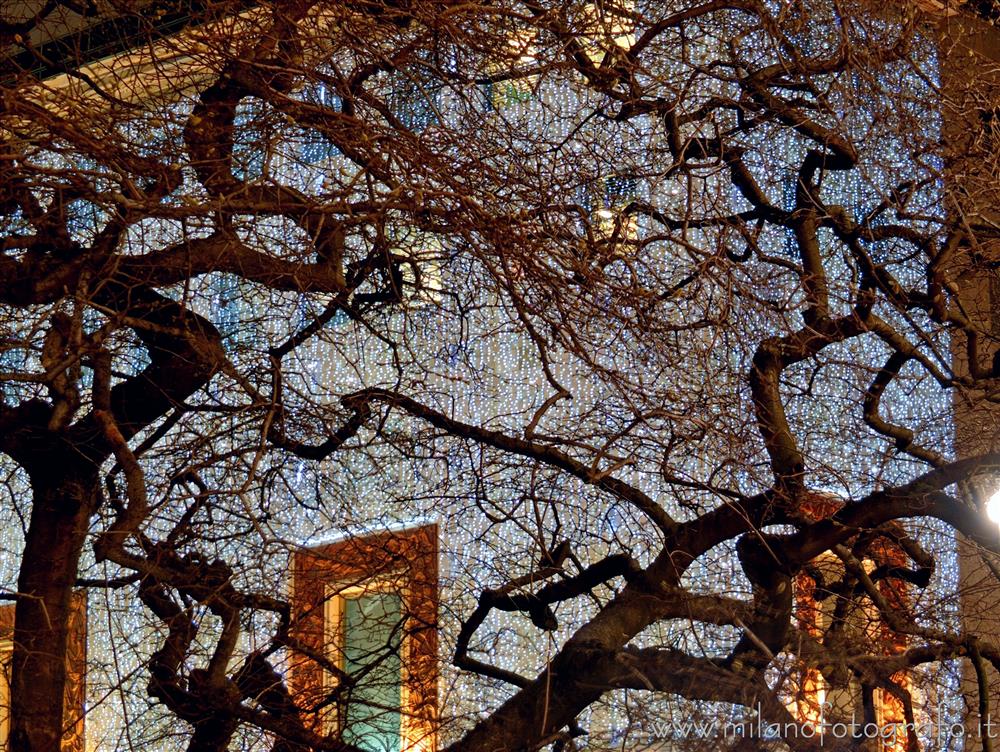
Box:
2;1;997;751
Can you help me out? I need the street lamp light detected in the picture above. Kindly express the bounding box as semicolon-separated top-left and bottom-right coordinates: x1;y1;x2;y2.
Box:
987;487;1000;525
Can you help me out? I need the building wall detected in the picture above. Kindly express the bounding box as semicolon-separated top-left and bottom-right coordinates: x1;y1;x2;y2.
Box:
937;8;1000;750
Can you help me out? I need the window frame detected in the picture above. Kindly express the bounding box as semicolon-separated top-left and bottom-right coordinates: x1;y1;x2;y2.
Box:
291;524;438;752
0;593;87;752
785;494;915;750
0;618;10;747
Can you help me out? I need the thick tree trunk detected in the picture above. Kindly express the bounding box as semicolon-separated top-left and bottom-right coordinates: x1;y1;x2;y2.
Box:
9;472;96;752
0;280;222;751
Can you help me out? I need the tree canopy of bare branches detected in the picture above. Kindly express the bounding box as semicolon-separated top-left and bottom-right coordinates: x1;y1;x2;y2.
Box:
2;1;1000;751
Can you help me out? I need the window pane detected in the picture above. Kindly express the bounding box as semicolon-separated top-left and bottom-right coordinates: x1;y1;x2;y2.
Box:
343;592;403;752
299;83;341;164
390;75;439;132
233;99;265;181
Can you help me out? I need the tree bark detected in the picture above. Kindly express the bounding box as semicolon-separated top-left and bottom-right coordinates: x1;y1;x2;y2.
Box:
9;470;97;752
0;285;223;750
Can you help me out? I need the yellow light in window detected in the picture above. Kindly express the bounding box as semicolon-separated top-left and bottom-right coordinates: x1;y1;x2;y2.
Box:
580;1;635;67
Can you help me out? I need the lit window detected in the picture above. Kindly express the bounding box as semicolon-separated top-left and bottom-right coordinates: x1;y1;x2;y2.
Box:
781;493;914;751
389;226;445;307
484;29;538;110
579;1;635;68
292;525;438;752
584;175;639;253
326;578;406;752
788;550;840;726
0;631;10;746
399;249;444;307
0;594;87;750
